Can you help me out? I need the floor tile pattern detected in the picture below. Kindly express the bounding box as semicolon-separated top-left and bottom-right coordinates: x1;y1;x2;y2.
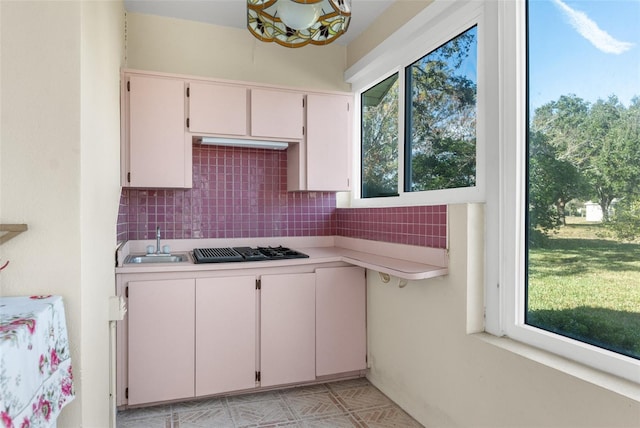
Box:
117;378;423;428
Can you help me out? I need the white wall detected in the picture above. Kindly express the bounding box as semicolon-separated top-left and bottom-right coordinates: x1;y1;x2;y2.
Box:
125;12;350;92
346;0;431;69
1;2;83;424
79;1;125;426
367;204;640;427
0;1;124;426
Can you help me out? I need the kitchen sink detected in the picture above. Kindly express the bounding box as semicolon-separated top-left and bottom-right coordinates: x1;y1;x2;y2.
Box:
124;252;191;264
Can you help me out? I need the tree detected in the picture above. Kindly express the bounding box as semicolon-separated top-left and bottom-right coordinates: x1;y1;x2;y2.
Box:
582;96;622;220
361;75;399;197
531;94;590;167
609;197;640;241
411;137;475;190
607;97;640;238
528;130;588;235
406;26;477;191
531;95;640;225
530;96;591;229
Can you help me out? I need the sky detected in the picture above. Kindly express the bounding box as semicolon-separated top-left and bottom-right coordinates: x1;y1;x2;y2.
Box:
528;0;640;110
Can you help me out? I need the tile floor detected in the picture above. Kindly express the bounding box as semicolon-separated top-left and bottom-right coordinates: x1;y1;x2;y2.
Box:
117;377;423;427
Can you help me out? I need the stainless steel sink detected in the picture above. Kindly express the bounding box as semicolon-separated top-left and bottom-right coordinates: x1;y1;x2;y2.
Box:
124;252;190;264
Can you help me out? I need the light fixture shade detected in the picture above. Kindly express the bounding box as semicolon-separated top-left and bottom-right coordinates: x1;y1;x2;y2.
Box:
247;0;351;48
277;1;322;30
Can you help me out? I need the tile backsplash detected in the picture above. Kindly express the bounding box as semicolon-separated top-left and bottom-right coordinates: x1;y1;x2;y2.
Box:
118;145;336;241
117;145;447;248
337;205;447;248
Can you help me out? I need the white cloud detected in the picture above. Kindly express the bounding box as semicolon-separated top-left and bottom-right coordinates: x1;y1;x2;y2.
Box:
552;0;634;54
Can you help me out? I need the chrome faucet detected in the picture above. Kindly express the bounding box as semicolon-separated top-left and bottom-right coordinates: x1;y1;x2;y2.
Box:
156;226;161;254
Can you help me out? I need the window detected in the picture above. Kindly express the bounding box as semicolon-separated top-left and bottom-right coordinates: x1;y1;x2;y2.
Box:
354;11;481;205
405;26;477;193
488;0;640;383
526;0;640;360
361;74;399;198
348;0;640;386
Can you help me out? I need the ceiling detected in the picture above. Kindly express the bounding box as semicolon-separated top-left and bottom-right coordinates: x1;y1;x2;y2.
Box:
123;0;396;45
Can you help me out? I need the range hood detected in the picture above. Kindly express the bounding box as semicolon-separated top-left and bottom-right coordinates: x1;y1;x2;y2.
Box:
199;137;289;150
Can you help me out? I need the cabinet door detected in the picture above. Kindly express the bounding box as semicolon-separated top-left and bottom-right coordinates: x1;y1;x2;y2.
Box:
306;94;352;191
127;279;195;405
316;267;367;376
126;74;191;188
189;82;248;136
195;276;256;396
260;273;315;387
251;89;304;140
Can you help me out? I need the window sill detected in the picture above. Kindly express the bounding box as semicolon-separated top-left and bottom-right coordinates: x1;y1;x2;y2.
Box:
471;332;640;402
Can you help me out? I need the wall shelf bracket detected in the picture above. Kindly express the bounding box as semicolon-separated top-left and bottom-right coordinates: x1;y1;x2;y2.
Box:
378;271;409;288
0;224;28;245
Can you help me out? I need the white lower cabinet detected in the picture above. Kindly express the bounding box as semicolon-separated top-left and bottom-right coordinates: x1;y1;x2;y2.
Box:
195;276;257;396
127;278;195;405
316;267;367;376
260;273;317;387
119;265;366;407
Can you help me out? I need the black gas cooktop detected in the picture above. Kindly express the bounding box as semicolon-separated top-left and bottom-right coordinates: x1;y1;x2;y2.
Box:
192;246;309;264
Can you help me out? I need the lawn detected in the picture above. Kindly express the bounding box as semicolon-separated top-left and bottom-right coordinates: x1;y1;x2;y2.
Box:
527;217;640;359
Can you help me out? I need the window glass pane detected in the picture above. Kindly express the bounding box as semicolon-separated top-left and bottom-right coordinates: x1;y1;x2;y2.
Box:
527;0;640;359
361;73;399;198
405;26;477;192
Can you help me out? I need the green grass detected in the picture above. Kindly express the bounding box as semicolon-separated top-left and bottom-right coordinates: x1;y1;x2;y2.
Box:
528;217;640;359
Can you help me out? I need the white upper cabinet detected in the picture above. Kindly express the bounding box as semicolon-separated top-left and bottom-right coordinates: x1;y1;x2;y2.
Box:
288;93;352;192
188;82;248;136
307;93;351;191
250;89;304;140
121;70;351;191
122;73;192;188
187;85;303;142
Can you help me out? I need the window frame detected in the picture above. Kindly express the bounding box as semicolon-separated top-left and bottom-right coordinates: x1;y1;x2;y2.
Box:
347;0;486;208
403;25;479;195
486;0;640;384
347;0;640;385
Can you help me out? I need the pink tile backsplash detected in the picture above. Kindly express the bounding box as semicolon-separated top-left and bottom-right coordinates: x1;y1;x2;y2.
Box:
117;145;336;241
336;205;447;248
116;145;447;248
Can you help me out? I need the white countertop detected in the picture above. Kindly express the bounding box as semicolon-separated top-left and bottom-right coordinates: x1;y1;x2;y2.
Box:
115;236;448;281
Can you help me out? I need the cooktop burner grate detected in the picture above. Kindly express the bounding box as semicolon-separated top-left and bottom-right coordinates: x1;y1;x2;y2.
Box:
257;246;310;259
192;246;309;263
193;247;243;263
234;247;269;261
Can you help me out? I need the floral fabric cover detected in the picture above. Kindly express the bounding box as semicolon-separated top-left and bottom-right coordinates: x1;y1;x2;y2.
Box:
0;295;75;428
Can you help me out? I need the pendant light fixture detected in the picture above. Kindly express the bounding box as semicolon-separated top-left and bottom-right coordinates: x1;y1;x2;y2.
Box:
247;0;351;48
